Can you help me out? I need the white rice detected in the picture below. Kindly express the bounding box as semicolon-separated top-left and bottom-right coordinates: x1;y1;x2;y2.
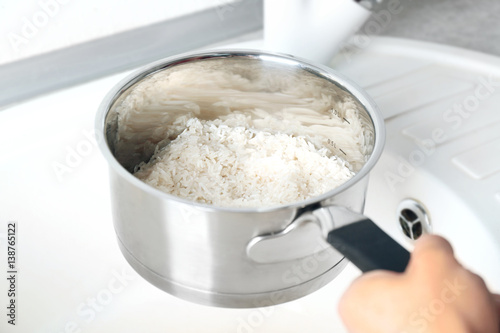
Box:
112;59;374;208
134;117;355;207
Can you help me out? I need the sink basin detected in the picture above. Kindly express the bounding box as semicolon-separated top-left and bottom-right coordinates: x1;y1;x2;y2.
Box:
341;38;500;292
366;148;500;291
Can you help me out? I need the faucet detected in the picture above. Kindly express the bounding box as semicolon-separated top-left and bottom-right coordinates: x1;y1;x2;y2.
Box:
264;0;383;64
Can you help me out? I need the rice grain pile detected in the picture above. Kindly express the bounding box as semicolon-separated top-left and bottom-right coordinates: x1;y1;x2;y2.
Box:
134;116;355;207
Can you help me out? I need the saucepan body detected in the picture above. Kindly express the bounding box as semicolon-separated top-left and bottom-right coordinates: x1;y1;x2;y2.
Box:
96;50;385;308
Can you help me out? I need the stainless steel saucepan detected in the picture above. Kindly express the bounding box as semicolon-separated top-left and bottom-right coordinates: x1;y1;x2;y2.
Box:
96;50;409;308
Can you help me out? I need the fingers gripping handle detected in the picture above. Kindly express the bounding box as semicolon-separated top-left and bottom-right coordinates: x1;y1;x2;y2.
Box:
327;219;410;273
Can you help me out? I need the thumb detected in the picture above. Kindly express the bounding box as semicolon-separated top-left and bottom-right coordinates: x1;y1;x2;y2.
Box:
494;293;500;315
494;293;500;332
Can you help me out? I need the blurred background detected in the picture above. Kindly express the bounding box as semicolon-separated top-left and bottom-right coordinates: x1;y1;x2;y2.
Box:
0;0;499;106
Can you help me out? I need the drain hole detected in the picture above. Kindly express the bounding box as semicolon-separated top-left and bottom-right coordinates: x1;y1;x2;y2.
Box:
399;217;411;238
411;222;423;239
397;199;431;241
401;209;418;222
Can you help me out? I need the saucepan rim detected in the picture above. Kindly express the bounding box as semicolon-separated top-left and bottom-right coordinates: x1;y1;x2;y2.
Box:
96;49;385;213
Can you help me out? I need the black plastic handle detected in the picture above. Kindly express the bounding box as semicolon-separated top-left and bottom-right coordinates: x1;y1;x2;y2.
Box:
327;219;410;273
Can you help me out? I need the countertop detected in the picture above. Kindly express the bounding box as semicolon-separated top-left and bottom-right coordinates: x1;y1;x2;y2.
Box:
376;0;500;57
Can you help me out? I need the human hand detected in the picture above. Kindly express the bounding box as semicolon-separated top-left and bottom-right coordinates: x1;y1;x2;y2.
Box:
339;235;500;333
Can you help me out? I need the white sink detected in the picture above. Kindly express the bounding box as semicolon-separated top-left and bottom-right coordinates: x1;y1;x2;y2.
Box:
366;149;500;291
348;38;500;292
